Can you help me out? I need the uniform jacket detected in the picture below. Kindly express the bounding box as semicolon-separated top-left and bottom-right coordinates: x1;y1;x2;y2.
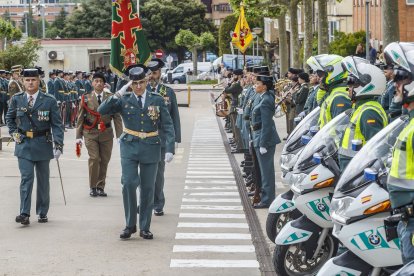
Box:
98;91;175;164
75;79;86;97
251;91;281;148
6;91;64;161
380;80;395;113
293;83;309;114
148;83;181;144
304;85;319;114
47;79;55;97
84;80;93;94
53;77;66;102
76;91;123;140
8;79;23;97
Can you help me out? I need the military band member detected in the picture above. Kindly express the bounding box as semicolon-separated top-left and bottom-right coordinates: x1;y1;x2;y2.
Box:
6;69;64;225
8;65;24;98
147;58;181;216
98;66;175;240
76;72;123;197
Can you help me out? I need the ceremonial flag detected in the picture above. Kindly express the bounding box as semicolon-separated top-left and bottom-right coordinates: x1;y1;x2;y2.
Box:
231;4;253;54
110;0;151;77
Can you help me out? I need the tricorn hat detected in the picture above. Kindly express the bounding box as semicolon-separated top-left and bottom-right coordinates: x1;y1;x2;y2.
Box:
22;69;39;78
147;58;165;72
129;67;147;81
92;72;106;83
125;64;148;77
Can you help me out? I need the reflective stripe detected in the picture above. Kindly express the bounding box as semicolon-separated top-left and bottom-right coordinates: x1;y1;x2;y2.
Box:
319;87;349;128
339;101;388;157
389;118;414;189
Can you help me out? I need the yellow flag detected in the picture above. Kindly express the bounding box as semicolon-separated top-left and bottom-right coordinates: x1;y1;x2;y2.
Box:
231;4;253;54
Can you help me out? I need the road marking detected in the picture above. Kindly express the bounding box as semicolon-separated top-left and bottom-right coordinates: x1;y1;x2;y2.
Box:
170;259;260;268
173;245;255;253
175;233;251;240
184;186;237;190
179;213;245;218
181;205;243;211
177;222;248;228
187;167;232;170
186;176;234;179
184;192;239;196
187;171;233;175
182;198;241;203
185;180;236;184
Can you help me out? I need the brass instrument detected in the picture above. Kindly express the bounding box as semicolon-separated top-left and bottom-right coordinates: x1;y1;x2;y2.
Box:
274;78;291;118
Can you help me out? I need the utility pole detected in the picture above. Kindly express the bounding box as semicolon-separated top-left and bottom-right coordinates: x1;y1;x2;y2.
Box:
41;0;46;38
365;0;370;61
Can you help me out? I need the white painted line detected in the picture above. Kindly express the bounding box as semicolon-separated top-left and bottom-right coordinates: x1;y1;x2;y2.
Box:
186;176;234;179
185;180;236;184
187;163;230;166
185;192;239;196
173;245;255;253
177;222;248;228
184;186;237;190
181;205;243;211
187;167;232;170
179;213;245;219
187;171;233;175
170;259;260;268
182;198;241;203
175;233;251;240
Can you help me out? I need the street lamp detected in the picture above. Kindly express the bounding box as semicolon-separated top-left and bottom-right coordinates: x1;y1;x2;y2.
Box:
365;0;371;61
252;27;262;63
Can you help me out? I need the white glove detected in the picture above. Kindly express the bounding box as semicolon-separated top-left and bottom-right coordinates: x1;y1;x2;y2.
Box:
75;138;83;146
117;80;133;97
57;100;61;105
237;108;243;115
165;152;174;163
53;149;62;160
259;147;267;155
72;103;76;108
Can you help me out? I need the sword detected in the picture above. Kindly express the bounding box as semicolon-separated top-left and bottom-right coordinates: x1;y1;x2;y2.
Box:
56;159;67;205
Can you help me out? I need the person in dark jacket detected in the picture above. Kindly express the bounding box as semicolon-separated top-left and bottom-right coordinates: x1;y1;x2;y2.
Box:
293;72;310;116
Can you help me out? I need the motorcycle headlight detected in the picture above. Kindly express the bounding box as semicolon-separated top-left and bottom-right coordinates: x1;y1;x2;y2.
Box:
280;154;297;171
291;173;307;192
331;197;353;225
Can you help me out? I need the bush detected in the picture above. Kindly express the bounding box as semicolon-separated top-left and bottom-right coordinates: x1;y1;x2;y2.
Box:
329;31;366;57
0;38;41;69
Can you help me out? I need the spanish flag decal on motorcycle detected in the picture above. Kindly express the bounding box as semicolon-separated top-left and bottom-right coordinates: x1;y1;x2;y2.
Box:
310;174;318;181
361;195;372;204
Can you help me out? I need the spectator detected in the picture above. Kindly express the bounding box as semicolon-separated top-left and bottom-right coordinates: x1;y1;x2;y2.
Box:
355;43;365;58
369;44;377;64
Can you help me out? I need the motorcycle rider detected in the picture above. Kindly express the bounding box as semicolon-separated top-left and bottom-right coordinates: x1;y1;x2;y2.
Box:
385;42;414;265
306;54;352;128
338;56;388;171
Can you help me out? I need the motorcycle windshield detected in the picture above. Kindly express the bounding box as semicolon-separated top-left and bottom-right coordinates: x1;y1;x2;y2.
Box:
335;116;410;194
293;109;352;173
282;107;321;154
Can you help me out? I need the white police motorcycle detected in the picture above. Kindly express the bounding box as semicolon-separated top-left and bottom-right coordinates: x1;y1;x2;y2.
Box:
317;116;410;276
266;107;321;242
273;110;352;275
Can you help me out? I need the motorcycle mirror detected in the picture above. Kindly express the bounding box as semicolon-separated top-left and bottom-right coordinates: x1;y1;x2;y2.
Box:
309;126;319;136
313;153;323;165
301;135;312;145
364;168;378;182
351;139;363;151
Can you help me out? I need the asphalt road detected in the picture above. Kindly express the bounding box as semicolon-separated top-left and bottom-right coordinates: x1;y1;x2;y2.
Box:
0;89;288;276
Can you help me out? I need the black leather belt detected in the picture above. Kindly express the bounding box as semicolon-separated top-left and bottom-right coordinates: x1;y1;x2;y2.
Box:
19;129;50;139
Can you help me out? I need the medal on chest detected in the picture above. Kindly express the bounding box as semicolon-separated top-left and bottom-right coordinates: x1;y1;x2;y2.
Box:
147;105;160;121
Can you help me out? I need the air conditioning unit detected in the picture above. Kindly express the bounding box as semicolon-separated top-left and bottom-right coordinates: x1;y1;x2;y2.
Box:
48;51;64;61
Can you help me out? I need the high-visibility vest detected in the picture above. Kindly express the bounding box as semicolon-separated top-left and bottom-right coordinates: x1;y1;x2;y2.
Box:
319;87;349;128
388;117;414;191
339;101;388;158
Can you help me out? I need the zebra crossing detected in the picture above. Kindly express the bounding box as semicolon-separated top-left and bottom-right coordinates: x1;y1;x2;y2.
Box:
170;117;260;273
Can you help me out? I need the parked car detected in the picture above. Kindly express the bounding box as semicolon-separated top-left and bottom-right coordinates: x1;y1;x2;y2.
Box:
162;62;212;84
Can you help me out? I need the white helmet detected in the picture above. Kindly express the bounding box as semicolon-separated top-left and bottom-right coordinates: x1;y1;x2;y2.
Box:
342;56;386;99
384;42;414;102
306;54;347;91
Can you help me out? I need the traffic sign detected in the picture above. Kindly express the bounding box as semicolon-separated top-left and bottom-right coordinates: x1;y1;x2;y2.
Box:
155;49;164;58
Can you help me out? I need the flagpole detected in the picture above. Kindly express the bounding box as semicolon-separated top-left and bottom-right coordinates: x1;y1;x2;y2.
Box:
137;0;140;16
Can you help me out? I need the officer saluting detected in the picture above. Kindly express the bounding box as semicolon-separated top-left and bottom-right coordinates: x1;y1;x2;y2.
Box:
6;69;64;225
147;58;181;216
98;65;175;240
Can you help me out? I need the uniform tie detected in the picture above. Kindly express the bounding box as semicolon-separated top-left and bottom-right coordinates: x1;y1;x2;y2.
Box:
97;94;102;105
28;95;34;108
138;96;143;108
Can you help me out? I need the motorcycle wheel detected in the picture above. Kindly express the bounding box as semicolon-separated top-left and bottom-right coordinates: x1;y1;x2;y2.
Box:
273;233;339;276
266;209;301;243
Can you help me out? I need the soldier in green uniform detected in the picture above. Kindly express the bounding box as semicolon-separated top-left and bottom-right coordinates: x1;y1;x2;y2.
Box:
383;42;414;264
75;71;86;97
6;69;64;225
147;59;181;216
98;66;175;240
84;73;93;94
36;66;47;94
47;71;56;98
250;74;281;208
8;65;24;98
307;54;352;128
338;56;388;171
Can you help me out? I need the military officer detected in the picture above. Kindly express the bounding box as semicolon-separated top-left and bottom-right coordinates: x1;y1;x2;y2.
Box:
293;72;310;116
84;73;93;94
54;70;68;127
76;72;123;197
47;71;56;98
98;66;175;240
6;69;64;225
8;65;24;98
0;70;7;125
36;66;47;94
338;56;388;171
302;71;320;115
380;64;396;115
250;75;281;208
75;71;86;97
147;59;181;216
307;54;352;128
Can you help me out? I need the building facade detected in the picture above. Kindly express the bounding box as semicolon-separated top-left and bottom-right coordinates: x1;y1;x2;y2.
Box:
353;0;414;48
201;0;232;26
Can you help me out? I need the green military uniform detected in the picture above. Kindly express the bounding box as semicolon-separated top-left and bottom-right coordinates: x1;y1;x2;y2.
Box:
98;67;175;237
47;73;56;97
75;77;86;97
6;73;64;223
318;86;352;128
303;84;319;115
240;85;254;149
292;82;309;115
338;99;388;170
0;70;7;124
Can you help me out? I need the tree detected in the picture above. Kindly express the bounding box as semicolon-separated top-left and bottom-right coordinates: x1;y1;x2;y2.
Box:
0;18;22;41
175;29;215;76
317;0;329;54
141;0;215;60
303;0;313;70
60;0;112;38
329;31;366;57
0;38;41;69
218;14;238;56
289;0;300;68
382;0;399;48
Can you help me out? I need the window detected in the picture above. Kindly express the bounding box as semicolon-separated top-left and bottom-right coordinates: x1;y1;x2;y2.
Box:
213;3;232;12
407;0;414;4
328;21;339;42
